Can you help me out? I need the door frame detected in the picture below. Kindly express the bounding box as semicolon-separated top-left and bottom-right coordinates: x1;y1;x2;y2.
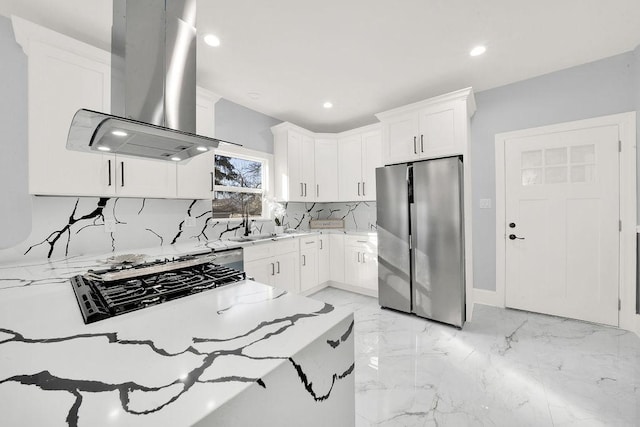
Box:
493;112;636;331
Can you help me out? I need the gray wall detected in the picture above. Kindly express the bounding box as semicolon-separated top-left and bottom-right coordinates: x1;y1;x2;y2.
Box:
215;99;282;153
471;51;638;291
0;15;30;249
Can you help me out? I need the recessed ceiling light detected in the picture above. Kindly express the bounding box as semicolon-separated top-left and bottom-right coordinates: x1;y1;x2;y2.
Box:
323;102;333;109
171;157;181;161
196;146;208;152
97;145;111;152
111;130;128;137
204;34;221;47
470;45;487;57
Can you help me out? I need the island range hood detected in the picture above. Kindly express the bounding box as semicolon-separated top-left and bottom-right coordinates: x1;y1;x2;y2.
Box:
66;0;234;162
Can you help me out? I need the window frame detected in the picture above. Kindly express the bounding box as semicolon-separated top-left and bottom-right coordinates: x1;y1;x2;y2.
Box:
212;144;273;221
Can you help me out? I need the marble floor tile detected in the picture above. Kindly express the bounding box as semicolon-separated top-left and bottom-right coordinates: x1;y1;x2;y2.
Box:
310;288;640;427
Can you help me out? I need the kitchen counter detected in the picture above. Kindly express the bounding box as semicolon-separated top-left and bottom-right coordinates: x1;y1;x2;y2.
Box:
0;245;355;426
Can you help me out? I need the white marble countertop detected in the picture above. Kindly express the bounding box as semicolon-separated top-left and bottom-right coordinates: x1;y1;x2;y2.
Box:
0;245;354;426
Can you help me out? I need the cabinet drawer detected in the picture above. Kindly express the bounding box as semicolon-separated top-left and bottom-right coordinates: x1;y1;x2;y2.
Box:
299;235;318;248
344;234;377;247
243;238;300;262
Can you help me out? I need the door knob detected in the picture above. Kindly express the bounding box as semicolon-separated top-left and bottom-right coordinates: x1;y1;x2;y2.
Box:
509;222;516;228
509;234;525;240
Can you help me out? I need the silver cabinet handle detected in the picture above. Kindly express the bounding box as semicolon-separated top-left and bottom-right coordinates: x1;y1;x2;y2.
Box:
362;181;365;196
362;252;366;263
210;172;214;192
107;160;112;186
420;134;424;153
319;239;323;250
305;241;314;244
302;254;306;266
300;183;304;197
317;184;319;197
304;183;307;197
276;261;280;274
120;161;125;187
357;182;361;196
413;136;417;154
357;240;368;243
271;263;275;276
357;252;361;263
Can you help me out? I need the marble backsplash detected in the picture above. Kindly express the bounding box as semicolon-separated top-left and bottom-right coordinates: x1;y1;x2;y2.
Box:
0;197;377;263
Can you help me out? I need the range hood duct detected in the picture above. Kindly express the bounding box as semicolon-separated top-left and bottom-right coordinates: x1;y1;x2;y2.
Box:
67;0;234;162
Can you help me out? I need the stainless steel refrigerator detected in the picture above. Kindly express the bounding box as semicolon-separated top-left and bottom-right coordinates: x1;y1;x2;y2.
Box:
376;156;465;328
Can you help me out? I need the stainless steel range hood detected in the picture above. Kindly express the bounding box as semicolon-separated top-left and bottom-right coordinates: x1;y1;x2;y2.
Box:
66;0;233;162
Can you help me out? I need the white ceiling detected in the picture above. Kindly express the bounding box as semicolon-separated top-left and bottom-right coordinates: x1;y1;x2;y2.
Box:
1;1;640;132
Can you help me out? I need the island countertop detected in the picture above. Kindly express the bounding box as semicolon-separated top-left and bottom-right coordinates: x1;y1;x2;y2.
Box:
0;248;355;426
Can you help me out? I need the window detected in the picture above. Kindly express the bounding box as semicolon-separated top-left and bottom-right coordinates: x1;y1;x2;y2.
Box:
212;152;267;219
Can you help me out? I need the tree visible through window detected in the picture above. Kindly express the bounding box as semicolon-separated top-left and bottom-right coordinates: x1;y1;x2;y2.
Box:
212;154;264;218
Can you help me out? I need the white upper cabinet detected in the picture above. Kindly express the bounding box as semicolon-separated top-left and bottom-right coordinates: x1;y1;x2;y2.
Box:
176;87;220;200
376;88;476;165
337;125;382;201
272;124;316;202
337;135;362;201
314;138;339;201
15;19;114;197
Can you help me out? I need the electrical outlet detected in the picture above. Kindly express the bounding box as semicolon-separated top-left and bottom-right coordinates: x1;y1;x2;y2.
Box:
479;198;492;209
104;219;116;233
184;216;196;227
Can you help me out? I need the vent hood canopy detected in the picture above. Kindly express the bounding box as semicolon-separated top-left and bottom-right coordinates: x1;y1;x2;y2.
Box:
66;0;236;162
67;109;224;161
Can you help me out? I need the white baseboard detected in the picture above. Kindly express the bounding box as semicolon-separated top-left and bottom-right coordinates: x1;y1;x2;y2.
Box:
327;281;378;298
472;288;504;308
300;282;330;297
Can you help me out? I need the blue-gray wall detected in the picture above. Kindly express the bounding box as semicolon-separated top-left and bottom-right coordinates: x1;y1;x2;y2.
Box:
471;51;639;291
0;15;30;249
215;99;281;153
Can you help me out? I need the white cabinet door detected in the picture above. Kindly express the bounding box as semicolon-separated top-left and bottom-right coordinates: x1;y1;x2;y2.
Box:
314;139;339;201
300;247;318;292
344;245;362;287
273;252;300;293
115;157;177;198
245;258;276;286
318;235;331;284
382;114;420;165
338;135;363;201
176;88;217;199
28;42;113;196
418;105;458;158
360;249;379;291
301;135;316;200
361;130;382;201
287;131;304;201
329;234;345;283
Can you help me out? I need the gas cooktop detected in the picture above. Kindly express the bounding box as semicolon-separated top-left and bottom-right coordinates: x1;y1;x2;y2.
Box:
71;252;246;324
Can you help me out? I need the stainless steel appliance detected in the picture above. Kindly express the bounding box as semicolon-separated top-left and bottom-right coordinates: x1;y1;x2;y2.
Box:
376;156;465;328
71;248;245;324
66;0;239;162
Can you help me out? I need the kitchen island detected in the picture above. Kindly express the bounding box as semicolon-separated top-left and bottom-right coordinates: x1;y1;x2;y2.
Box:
0;243;355;426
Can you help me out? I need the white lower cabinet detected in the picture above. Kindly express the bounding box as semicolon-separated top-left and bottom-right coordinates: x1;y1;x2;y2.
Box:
243;239;300;293
343;235;378;292
329;234;346;283
299;236;319;292
318;235;331;285
243;233;377;296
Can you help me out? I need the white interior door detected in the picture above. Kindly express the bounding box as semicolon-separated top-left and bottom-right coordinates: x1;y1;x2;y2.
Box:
505;125;619;326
